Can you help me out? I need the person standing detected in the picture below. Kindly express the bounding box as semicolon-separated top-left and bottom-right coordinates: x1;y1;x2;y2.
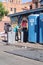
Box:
13;23;19;41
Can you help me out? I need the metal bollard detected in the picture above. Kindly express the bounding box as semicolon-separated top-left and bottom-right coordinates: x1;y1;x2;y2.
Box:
12;32;16;44
8;32;12;44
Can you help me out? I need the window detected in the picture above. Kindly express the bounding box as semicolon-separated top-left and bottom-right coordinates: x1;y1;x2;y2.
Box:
35;2;38;8
14;8;16;13
10;0;13;3
32;0;38;3
11;8;13;11
10;0;11;2
11;0;13;2
18;0;20;4
16;0;17;4
30;5;32;9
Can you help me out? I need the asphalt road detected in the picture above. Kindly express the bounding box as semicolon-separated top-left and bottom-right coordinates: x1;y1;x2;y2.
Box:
0;43;43;65
6;47;43;62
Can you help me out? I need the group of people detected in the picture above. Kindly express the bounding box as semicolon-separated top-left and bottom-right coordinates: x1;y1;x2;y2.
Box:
4;19;28;42
13;19;28;42
4;19;28;43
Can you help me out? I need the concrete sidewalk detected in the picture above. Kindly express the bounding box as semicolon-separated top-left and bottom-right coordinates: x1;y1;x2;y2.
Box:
8;42;43;50
0;40;43;50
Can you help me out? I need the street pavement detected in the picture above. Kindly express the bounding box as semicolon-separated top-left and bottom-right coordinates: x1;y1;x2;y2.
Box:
0;42;43;65
6;48;43;62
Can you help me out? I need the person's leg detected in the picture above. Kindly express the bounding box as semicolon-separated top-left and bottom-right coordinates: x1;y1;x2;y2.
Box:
17;32;19;41
15;32;16;41
15;32;18;41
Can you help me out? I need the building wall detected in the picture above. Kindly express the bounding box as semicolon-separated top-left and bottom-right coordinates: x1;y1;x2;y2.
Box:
2;0;41;17
0;0;22;32
3;0;22;13
32;0;40;9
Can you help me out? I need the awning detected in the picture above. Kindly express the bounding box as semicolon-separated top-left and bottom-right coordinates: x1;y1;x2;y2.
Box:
8;8;43;17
